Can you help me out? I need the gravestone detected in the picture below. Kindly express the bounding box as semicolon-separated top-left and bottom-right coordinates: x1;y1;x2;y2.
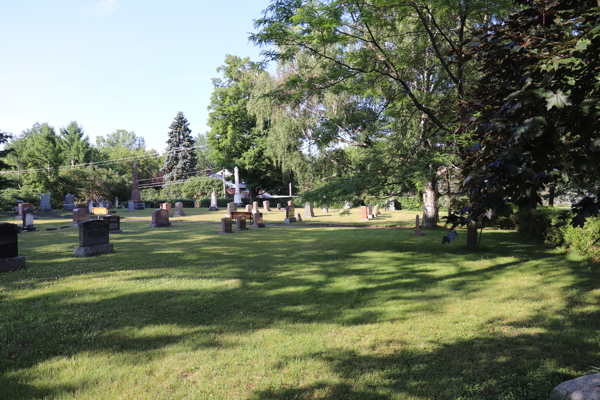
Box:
128;201;134;212
115;197;120;208
63;194;75;210
22;208;36;232
233;166;243;206
367;204;374;219
288;200;293;206
97;199;105;208
227;202;237;215
160;203;173;217
88;199;95;214
15;203;33;221
344;201;351;210
208;191;219;211
149;209;171;228
92;207;109;216
413;215;422;236
72;208;89;226
39;194;52;213
323;205;329;213
236;216;248;231
374;205;380;216
0;223;25;272
263;200;271;212
175;202;185;216
284;205;296;223
252;201;259;213
252;212;265;228
220;217;233;234
360;206;369;221
74;220;113;257
245;204;252;213
102;215;123;234
277;203;281;211
295;213;302;222
384;198;396;211
304;202;314;218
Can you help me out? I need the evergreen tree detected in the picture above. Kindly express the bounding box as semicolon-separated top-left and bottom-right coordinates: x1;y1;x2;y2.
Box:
163;111;197;182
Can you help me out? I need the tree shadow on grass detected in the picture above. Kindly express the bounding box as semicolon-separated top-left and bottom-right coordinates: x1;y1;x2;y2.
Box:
1;224;598;399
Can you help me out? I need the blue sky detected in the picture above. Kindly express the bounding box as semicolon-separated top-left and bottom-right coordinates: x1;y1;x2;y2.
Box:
0;0;273;152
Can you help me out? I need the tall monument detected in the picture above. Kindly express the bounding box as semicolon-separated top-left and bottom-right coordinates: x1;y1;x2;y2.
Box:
131;162;144;210
233;166;243;206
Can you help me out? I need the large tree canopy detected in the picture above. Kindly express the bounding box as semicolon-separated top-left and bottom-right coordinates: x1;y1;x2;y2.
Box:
445;0;600;240
207;55;287;196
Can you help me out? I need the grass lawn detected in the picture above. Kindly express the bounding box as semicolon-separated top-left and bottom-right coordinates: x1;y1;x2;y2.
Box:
0;215;599;399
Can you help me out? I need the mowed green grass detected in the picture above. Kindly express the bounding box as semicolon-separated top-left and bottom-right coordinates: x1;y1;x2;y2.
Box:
0;218;599;400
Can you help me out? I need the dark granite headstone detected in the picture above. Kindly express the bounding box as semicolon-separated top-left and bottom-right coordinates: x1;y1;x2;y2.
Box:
75;220;113;257
102;215;123;234
220;217;233;234
0;223;25;272
72;208;89;226
149;209;171;228
39;194;52;213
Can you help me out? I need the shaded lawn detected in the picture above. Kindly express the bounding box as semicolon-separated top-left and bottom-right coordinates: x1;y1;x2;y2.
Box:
0;220;598;400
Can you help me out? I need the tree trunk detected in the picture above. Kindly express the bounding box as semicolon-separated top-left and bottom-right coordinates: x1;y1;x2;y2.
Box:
423;180;438;228
549;185;555;207
467;220;478;249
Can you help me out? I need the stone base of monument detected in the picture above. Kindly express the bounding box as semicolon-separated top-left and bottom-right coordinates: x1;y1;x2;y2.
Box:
74;244;114;257
148;223;172;228
0;256;26;273
252;222;265;228
63;205;76;211
109;229;124;234
284;218;296;223
208;206;219;211
550;373;600;400
412;229;422;235
175;212;185;217
22;226;37;232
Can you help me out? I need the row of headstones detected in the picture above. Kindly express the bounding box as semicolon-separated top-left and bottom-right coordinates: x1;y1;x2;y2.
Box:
359;204;381;221
0;216;120;273
17;194;124;213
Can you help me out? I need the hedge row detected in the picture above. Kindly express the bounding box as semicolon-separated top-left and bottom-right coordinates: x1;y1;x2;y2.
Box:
518;207;599;262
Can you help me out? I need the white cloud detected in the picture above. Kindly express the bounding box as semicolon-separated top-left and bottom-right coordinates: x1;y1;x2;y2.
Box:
96;0;118;14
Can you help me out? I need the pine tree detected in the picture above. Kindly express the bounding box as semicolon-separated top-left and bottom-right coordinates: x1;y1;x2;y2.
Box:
163;112;197;182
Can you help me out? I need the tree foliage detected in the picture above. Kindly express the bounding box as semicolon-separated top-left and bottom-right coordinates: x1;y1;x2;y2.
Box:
96;129;145;150
207;55;287;196
445;0;600;241
163;112;197;182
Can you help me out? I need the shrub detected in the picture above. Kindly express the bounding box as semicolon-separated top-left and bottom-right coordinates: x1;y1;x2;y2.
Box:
563;218;600;262
517;207;569;242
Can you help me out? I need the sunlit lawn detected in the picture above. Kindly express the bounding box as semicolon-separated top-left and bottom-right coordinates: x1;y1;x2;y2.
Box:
0;216;598;399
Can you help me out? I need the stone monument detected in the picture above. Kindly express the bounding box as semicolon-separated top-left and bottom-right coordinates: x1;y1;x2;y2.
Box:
18;203;34;216
295;213;302;222
245;204;252;212
175;202;185;216
413;215;422;235
252;212;265;228
227;202;237;216
220;217;233;234
344;201;351;210
128;201;134;212
374;205;380;216
115;197;120;208
323;205;329;213
102;215;123;234
208;191;219;211
88;199;95;214
252;201;259;212
39;194;52;213
0;223;26;272
131;162;145;210
235;216;248;231
72;208;89;226
160;203;173;217
74;220;114;257
233;166;243;206
22;208;36;232
263;200;271;212
360;206;369;221
149;209;171;228
277;203;281;211
63;194;75;211
284;205;296;223
304;202;314;218
384;198;396;211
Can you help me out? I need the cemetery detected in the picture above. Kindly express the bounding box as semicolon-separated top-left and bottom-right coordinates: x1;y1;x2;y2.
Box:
0;1;598;398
